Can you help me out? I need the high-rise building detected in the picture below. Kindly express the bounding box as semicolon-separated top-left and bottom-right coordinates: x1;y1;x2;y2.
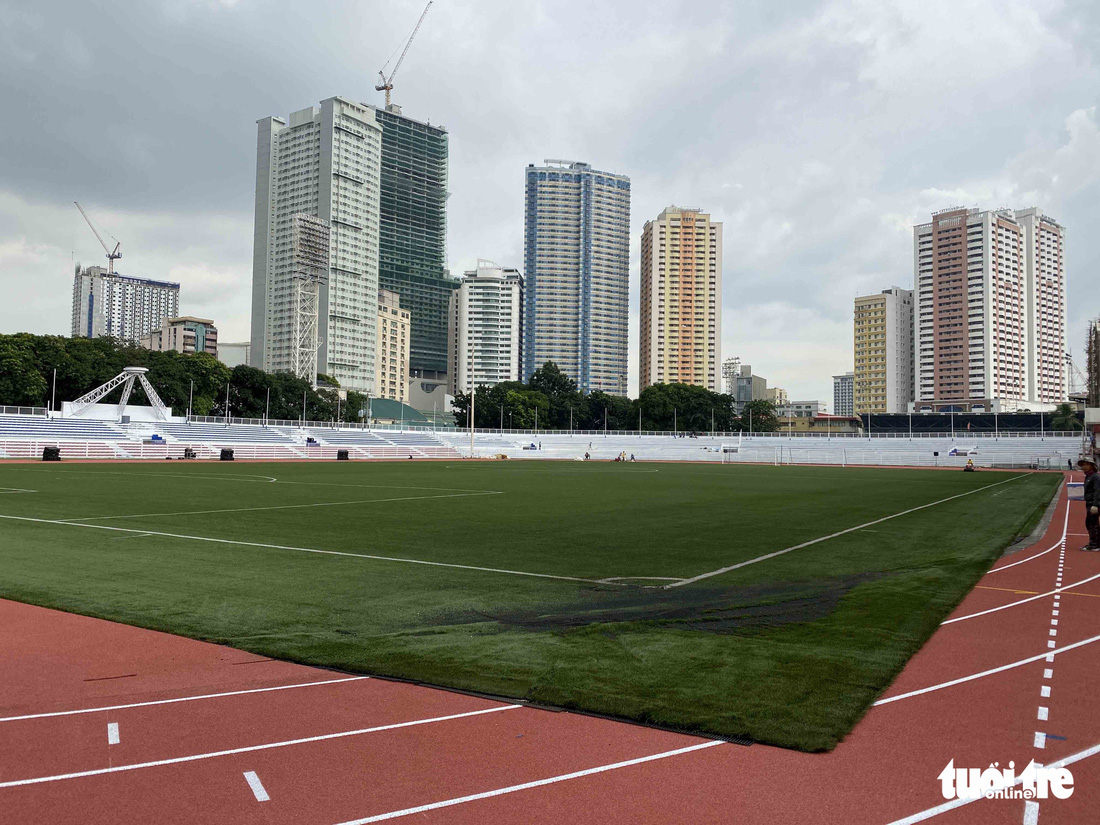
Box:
447;260;524;393
141;317;218;356
370;103;456;381
1088;317;1100;409
833;372;854;416
853;287;913;414
376;290;410;403
914;207;1067;411
71;265;179;343
251;97;382;392
639;206;722;391
523;160;631;395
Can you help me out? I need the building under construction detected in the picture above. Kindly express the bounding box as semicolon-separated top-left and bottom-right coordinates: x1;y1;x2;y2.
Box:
1088;317;1100;409
372;103;456;381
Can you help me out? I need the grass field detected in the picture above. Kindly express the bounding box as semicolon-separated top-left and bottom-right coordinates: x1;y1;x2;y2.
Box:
0;460;1059;751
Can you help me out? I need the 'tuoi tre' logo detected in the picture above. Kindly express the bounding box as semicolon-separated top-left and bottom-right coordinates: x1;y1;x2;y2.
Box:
939;760;1074;801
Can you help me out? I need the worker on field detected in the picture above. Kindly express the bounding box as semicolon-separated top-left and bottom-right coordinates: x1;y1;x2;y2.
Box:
964;459;976;472
1078;457;1100;551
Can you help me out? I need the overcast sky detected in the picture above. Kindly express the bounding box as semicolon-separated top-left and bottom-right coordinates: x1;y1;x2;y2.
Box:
2;0;1098;404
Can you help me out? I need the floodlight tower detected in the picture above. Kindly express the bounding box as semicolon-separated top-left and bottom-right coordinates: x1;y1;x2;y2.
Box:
291;214;331;388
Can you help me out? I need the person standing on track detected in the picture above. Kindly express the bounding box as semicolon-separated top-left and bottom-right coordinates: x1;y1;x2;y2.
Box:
1079;457;1100;551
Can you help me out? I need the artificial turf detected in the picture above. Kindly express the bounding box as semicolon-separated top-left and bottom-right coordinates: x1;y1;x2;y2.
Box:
0;460;1059;751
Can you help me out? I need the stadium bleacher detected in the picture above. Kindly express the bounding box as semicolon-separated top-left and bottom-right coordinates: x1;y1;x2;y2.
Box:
0;411;1080;466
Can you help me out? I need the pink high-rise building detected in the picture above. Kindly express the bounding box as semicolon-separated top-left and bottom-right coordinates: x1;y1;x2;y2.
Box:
913;207;1066;411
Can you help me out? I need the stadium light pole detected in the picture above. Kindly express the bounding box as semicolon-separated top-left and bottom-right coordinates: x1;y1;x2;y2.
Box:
224;381;231;427
638;407;641;436
673;407;676;433
604;406;608;435
500;405;503;432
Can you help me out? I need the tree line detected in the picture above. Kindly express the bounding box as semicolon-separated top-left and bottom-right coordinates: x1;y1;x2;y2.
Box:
0;333;369;423
453;362;780;432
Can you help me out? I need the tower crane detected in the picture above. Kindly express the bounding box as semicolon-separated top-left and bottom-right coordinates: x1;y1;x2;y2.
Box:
74;202;121;274
375;1;432;108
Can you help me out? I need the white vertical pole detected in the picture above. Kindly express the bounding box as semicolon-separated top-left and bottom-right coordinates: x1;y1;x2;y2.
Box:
265;387;270;426
51;368;57;415
225;382;231;426
469;382;475;457
188;380;194;421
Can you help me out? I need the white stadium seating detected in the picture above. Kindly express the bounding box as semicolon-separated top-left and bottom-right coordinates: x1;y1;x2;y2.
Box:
0;412;1081;467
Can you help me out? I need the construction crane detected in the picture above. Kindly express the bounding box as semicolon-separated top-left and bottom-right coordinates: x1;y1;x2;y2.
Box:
375;1;432;108
74;202;121;274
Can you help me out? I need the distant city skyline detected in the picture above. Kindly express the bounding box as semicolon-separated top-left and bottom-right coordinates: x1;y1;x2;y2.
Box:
3;1;1099;405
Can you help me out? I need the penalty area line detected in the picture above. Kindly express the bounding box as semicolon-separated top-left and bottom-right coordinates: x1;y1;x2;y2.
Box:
665;474;1027;589
0;512;619;586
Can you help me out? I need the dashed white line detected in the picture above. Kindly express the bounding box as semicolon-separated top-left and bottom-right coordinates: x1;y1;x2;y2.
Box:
1043;668;1053;679
1041;685;1051;698
244;770;270;802
1034;732;1047;749
873;633;1100;706
107;722;119;745
0;676;370;722
0;705;522;788
1037;707;1049;721
1023;800;1040;825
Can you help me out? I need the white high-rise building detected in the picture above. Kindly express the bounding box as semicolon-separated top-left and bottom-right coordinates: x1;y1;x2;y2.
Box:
833;372;854;416
447;260;524;393
639;206;723;391
914;207;1067;411
523;160;631;395
71;265;180;343
251;97;383;392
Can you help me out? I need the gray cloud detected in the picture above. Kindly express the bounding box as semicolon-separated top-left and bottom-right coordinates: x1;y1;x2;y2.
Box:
1;0;1097;403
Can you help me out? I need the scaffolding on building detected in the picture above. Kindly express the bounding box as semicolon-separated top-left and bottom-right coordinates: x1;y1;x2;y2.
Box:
291;214;331;387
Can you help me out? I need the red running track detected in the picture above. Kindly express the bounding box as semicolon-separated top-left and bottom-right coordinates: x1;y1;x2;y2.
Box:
1;474;1098;824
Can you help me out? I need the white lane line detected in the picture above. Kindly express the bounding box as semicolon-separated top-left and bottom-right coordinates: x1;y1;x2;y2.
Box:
107;723;119;745
1023;800;1039;825
942;570;1100;624
1043;668;1053;679
988;493;1069;573
667;475;1026;588
1041;685;1051;698
1038;707;1049;721
244;770;270;802
874;633;1100;706
1034;732;1047;749
59;491;504;523
0;676;370;722
0;514;614;587
1051;619;1058;626
1049;629;1057;637
331;740;726;824
885;739;1100;824
0;705;521;788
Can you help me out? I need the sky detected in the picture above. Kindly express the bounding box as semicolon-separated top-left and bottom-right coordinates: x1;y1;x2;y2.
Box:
1;0;1098;405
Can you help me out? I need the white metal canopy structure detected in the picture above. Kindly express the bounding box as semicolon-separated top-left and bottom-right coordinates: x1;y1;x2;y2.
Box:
67;367;170;422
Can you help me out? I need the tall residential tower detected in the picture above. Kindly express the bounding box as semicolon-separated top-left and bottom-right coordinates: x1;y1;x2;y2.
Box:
523;160;631;395
913;207;1066;411
639;206;722;391
447;260;524;393
72;265;180;343
251;97;382;392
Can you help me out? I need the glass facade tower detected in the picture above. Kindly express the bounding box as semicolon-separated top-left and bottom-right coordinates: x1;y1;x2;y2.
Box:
371;104;456;380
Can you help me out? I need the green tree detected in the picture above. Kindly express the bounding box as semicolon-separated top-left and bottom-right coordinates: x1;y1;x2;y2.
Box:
1051;403;1083;431
0;337;47;405
741;399;779;432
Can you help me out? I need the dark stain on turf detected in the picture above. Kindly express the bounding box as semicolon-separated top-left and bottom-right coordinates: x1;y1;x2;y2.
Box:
430;573;887;634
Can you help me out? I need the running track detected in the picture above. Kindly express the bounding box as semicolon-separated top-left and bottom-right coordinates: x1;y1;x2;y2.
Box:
1;475;1097;823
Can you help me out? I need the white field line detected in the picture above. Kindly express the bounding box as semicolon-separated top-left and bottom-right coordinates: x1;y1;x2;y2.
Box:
332;740;726;824
60;491;504;523
0;513;617;586
941;571;1100;625
885;739;1100;825
0;488;36;494
0;705;522;788
873;632;1100;706
986;493;1069;574
0;676;370;723
666;475;1027;588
